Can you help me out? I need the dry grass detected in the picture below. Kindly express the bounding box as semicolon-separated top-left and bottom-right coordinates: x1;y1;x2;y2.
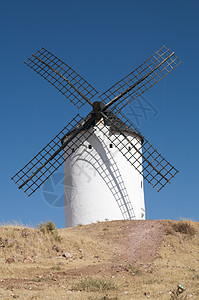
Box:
0;220;198;299
0;221;111;278
37;220;62;242
125;263;142;275
165;220;197;237
72;277;118;292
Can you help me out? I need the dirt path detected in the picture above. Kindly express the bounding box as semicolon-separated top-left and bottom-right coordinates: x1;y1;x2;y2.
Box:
54;220;166;278
0;220;167;286
120;220;166;263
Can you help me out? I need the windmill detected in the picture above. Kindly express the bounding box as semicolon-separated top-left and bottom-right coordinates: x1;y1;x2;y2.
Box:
12;46;181;227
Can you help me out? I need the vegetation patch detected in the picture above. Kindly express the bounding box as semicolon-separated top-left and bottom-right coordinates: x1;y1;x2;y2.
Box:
166;220;197;237
0;220;198;299
38;221;62;242
125;263;142;275
72;277;118;292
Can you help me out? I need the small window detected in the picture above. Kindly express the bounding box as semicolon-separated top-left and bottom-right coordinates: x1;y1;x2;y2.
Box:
109;143;113;148
88;144;92;149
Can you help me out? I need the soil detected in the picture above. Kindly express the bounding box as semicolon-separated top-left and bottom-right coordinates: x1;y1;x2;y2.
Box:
0;220;166;289
55;220;166;279
0;220;198;299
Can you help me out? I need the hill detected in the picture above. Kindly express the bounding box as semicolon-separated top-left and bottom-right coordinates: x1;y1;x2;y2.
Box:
0;220;198;299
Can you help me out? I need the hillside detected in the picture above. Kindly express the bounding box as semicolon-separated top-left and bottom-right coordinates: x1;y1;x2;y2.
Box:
0;220;198;299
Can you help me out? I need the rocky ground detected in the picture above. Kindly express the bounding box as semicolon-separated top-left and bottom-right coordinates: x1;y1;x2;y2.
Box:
0;219;198;299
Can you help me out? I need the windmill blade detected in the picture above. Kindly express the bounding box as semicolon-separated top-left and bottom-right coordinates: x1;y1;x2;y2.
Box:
100;46;181;114
11;114;95;196
25;47;98;109
100;111;178;191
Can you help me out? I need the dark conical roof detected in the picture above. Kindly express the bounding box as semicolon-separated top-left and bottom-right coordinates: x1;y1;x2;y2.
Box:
62;110;143;143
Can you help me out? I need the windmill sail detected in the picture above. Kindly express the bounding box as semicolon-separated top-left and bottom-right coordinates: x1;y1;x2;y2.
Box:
100;111;178;191
25;47;98;108
11;114;95;196
100;46;181;114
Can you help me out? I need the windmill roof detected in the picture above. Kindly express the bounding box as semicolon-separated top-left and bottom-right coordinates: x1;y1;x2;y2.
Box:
61;110;143;143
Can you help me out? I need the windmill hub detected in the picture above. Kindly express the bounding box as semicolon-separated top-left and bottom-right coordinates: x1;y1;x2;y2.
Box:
92;101;105;121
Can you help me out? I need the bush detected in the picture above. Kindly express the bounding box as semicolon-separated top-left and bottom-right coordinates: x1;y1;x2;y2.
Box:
171;221;196;237
38;221;62;242
38;221;56;234
72;277;117;292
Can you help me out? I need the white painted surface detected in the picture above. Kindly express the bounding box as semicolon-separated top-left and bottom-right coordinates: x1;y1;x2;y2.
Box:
63;124;145;227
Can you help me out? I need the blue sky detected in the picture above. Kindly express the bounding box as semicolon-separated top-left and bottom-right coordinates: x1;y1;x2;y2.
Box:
1;0;198;228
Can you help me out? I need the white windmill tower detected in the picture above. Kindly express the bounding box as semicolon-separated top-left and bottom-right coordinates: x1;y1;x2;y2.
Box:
62;109;145;227
12;46;180;228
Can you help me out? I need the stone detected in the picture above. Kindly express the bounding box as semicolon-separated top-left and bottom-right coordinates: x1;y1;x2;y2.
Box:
21;229;29;238
5;238;15;247
62;252;73;258
52;245;59;252
23;256;34;263
144;292;150;297
5;257;15;264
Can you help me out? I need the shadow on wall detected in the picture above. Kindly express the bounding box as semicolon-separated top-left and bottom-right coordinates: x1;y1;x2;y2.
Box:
66;127;136;220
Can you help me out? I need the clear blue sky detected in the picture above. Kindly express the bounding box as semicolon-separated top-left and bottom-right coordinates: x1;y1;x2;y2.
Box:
1;0;198;228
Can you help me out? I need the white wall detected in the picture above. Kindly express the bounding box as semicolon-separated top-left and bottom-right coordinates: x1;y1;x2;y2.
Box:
63;124;145;227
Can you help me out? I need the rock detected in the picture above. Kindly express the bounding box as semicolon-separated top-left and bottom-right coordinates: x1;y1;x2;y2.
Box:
5;257;15;264
52;245;59;252
21;229;29;238
144;292;150;297
5;238;15;247
58;262;64;266
62;252;73;258
23;256;34;263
